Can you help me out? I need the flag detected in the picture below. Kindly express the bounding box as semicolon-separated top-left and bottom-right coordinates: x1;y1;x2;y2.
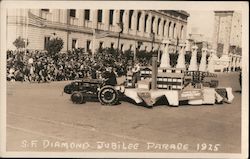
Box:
93;29;111;39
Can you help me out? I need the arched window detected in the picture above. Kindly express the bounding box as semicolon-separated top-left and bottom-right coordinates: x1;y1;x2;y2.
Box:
168;22;171;37
119;10;124;23
137;12;142;31
180;25;184;39
173;23;176;38
151;16;155;33
144;14;148;32
163;20;166;36
157;18;161;35
128;10;134;29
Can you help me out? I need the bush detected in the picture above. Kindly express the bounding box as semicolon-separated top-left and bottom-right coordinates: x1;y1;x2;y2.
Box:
13;36;29;49
45;37;64;57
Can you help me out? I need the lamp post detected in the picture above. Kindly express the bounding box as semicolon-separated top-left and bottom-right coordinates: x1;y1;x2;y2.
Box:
117;22;123;54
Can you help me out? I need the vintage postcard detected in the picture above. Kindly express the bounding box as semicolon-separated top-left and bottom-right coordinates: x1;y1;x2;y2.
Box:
0;1;249;158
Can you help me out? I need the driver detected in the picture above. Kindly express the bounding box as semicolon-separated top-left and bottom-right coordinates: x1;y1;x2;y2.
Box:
103;67;117;86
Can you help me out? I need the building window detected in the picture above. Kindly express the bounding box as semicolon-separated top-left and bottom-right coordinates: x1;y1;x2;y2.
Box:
44;36;50;49
173;23;176;38
84;10;90;20
97;10;102;23
119;10;124;23
128;10;134;29
87;40;91;52
41;9;49;12
111;43;114;49
168;22;171;37
109;10;114;25
180;25;184;39
99;41;103;49
163;20;166;36
157;19;161;35
72;39;77;49
70;9;76;18
137;12;142;31
151;16;155;33
144;14;148;32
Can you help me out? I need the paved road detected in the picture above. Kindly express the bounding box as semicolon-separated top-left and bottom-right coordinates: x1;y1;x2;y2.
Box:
6;72;242;153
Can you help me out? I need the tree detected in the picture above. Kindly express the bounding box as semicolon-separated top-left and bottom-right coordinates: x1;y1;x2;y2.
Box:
45;37;64;57
13;36;29;50
169;53;178;67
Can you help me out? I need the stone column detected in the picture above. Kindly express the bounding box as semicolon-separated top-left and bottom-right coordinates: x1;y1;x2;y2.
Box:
139;11;145;36
160;40;171;68
146;13;152;34
114;10;120;32
176;44;186;69
188;45;198;71
223;15;233;55
78;9;84;26
158;18;164;38
122;10;129;34
131;10;138;35
212;15;220;50
199;48;207;72
103;10;110;30
91;10;98;29
153;16;158;35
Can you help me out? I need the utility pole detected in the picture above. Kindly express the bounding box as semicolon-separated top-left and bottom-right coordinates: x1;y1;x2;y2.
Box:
117;22;123;54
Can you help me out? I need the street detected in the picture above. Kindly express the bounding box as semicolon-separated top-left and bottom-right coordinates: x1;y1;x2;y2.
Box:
6;72;242;153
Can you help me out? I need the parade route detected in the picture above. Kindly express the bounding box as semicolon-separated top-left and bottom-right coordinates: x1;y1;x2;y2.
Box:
6;72;242;153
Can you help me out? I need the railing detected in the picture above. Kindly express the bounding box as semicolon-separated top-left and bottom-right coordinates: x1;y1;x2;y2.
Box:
109;25;117;32
84;20;92;28
70;17;78;26
97;23;106;30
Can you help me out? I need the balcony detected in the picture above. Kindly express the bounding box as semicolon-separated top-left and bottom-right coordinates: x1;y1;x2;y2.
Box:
109;25;117;32
70;17;78;26
97;23;106;30
85;20;92;28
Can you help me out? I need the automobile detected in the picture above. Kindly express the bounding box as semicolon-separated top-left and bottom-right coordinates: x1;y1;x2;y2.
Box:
64;78;124;105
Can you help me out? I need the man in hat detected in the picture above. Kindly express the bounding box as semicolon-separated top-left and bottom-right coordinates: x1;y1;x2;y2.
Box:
103;67;117;86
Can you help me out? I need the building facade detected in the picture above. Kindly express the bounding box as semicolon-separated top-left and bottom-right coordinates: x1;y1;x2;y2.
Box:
212;11;242;72
7;9;189;54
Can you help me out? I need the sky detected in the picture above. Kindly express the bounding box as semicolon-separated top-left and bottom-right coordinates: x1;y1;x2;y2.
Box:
186;10;215;41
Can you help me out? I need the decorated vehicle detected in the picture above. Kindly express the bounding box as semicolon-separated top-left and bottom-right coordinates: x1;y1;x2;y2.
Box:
64;45;234;107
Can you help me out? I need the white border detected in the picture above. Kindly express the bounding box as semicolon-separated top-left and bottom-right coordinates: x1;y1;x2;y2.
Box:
0;1;249;158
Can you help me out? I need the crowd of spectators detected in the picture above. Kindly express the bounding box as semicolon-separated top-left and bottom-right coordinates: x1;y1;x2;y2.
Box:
6;49;137;83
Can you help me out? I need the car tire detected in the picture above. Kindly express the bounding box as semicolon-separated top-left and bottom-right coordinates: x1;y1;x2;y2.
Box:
98;85;119;105
71;91;85;104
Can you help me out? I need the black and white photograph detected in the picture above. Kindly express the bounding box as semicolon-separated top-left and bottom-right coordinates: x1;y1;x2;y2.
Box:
0;1;248;158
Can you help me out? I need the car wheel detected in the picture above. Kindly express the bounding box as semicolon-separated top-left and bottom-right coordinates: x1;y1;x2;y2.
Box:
98;85;119;105
71;91;85;104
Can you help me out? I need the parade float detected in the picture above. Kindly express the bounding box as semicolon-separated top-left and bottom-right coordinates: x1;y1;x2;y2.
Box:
64;42;234;107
